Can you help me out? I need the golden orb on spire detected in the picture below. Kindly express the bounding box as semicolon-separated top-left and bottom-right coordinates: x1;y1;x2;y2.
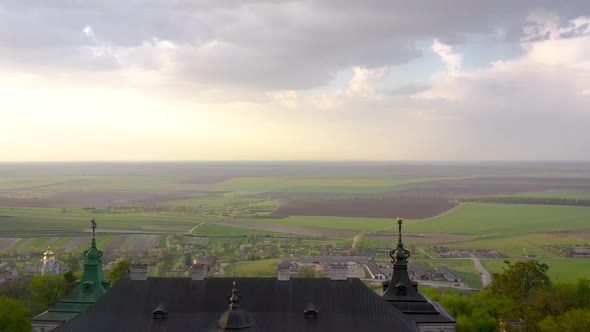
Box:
397;217;404;225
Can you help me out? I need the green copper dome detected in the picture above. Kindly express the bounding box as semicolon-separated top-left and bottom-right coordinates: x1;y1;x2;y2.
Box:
84;238;104;263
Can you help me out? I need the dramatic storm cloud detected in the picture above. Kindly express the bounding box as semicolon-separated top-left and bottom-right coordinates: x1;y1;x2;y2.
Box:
1;1;589;160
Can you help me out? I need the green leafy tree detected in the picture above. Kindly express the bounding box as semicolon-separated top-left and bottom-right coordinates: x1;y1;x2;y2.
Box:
106;259;131;285
482;260;551;320
28;275;67;314
294;266;316;278
63;271;78;294
538;308;590;332
575;278;590;308
527;283;580;323
478;260;554;331
0;280;31;300
0;297;30;332
423;287;497;331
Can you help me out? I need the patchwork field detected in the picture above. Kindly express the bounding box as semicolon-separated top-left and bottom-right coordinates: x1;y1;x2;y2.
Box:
2;161;590;283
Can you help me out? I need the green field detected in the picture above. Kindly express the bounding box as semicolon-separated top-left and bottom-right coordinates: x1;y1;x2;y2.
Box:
405;203;590;236
193;223;291;237
509;189;590;200
0;176;201;192
0;206;206;233
242;215;395;231
481;258;590;284
202;176;468;194
232;258;280;277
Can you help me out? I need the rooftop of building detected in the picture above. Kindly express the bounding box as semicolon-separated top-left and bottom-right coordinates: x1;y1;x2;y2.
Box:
55;277;420;332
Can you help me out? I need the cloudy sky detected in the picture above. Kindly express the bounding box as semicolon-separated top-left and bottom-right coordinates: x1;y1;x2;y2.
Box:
1;1;590;161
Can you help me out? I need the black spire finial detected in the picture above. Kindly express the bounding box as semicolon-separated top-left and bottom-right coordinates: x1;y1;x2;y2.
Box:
214;281;253;329
397;217;403;245
91;217;97;239
389;217;410;263
228;281;241;310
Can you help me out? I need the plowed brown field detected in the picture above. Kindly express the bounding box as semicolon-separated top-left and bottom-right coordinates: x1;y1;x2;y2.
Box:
272;198;458;219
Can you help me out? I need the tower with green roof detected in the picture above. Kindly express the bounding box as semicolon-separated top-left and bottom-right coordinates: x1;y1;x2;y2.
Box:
31;218;111;332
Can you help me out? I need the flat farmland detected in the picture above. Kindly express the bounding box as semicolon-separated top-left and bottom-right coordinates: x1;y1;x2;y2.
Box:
0;237;20;250
404;203;590;236
242;215;395;231
215;219;362;238
103;235;128;251
272;197;458;219
0;234;160;252
0;190;206;208
441;232;590;258
128;235;160;252
509;189;590;200
0;206;206;234
204;176;468;194
389;177;590;197
0;175;202;192
481;258;590;284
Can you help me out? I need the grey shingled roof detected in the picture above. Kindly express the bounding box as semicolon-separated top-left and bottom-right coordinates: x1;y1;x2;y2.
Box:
55;277;420;332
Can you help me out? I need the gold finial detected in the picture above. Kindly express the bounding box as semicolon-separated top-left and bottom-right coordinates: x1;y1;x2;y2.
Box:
397;217;403;225
233;281;236;287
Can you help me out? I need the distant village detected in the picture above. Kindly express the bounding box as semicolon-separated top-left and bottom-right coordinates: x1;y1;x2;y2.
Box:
2;232;588;290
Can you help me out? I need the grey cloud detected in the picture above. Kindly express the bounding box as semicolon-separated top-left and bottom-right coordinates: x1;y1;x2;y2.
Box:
560;23;590;39
384;84;430;96
2;0;590;91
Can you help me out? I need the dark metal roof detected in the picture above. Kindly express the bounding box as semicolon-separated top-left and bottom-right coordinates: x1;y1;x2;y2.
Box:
55;277;420;332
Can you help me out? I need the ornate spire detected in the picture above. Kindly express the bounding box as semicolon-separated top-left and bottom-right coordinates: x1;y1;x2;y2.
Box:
213;281;253;330
84;218;103;264
228;281;241;310
78;218;110;295
383;216;425;302
389;217;411;264
91;217;97;239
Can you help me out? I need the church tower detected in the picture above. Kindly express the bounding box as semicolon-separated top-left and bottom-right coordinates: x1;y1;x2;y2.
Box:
41;247;61;276
382;218;457;332
31;218;111;332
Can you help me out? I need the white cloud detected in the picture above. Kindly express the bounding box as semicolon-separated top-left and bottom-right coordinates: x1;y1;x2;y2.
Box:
82;25;94;38
432;40;463;73
268;90;298;108
2;4;590;160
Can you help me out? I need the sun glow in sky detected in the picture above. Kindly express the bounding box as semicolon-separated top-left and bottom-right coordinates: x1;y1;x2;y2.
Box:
1;1;590;161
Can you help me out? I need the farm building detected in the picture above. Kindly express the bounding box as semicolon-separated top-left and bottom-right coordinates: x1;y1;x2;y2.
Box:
50;218;456;332
408;263;429;280
565;247;590;258
432;247;502;258
365;262;392;280
435;266;461;283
